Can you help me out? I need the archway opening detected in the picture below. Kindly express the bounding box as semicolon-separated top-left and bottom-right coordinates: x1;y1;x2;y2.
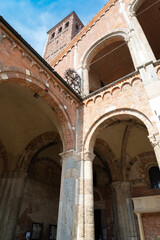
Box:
90;114;159;239
136;0;160;60
0;83;64;240
88;38;135;93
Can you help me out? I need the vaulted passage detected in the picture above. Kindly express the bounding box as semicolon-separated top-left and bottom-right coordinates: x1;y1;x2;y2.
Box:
89;39;135;93
91;115;160;240
0;83;63;240
136;0;160;60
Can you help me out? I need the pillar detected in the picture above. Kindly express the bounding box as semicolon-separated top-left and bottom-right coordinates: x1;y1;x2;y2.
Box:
76;152;95;240
136;213;145;240
112;182;138;240
0;171;27;240
56;150;79;240
82;66;90;97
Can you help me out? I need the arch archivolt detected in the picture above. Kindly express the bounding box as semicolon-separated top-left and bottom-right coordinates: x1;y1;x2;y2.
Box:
83;108;154;153
128;0;146;14
0;68;76;151
80;29;130;68
17;131;61;172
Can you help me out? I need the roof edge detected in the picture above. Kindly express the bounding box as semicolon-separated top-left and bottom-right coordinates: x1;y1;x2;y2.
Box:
0;16;82;102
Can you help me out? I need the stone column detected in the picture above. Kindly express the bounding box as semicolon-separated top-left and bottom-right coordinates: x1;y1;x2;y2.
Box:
148;133;160;169
112;182;138;240
76;152;95;240
128;13;155;64
0;171;27;240
56;150;78;240
82;66;90;97
136;213;145;240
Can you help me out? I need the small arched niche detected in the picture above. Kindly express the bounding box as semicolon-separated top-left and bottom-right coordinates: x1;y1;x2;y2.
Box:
88;36;135;93
136;0;160;60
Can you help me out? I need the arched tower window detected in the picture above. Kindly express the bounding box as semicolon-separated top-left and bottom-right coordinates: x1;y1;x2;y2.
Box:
149;166;160;189
51;32;55;39
65;21;69;28
58;27;62;34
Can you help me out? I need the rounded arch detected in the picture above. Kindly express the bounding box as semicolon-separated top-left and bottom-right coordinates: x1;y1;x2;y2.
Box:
81;29;130;67
80;29;136;94
129;0;146;14
84;108;154;153
0;68;75;151
18;131;61;171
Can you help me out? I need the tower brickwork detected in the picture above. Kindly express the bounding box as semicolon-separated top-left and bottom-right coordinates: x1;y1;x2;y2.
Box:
43;11;84;64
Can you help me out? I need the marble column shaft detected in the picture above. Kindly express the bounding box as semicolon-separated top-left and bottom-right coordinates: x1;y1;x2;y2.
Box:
76;152;95;240
57;150;79;240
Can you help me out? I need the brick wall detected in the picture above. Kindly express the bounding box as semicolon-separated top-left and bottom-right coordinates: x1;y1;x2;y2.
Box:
142;213;160;240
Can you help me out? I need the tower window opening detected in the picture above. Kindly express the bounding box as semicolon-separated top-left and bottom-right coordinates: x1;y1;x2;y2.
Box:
65;21;69;28
51;32;55;39
58;27;62;34
75;24;79;32
149;166;160;189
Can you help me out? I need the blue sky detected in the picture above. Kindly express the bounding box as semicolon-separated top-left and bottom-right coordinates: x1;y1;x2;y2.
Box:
0;0;108;56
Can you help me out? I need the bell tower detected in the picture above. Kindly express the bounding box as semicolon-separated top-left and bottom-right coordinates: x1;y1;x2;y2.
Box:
43;11;84;64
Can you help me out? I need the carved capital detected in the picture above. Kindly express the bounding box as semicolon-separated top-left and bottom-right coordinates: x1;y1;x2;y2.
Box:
111;181;131;193
82;152;95;162
148;133;160;148
60;150;79;161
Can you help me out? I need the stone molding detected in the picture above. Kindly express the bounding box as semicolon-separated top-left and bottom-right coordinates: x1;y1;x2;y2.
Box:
132;195;160;213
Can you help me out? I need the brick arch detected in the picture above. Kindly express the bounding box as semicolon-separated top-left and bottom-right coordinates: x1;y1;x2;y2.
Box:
0;68;75;151
125;151;157;186
95;139;120;181
17;131;61;172
84;108;154;153
80;29;129;67
0;139;8;176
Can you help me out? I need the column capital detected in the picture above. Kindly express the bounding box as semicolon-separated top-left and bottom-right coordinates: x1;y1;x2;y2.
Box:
82;152;95;162
60;149;79;161
111;181;131;192
148;133;160;148
83;65;90;71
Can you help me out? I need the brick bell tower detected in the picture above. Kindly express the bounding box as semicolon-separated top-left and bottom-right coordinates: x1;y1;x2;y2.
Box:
43;11;84;64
